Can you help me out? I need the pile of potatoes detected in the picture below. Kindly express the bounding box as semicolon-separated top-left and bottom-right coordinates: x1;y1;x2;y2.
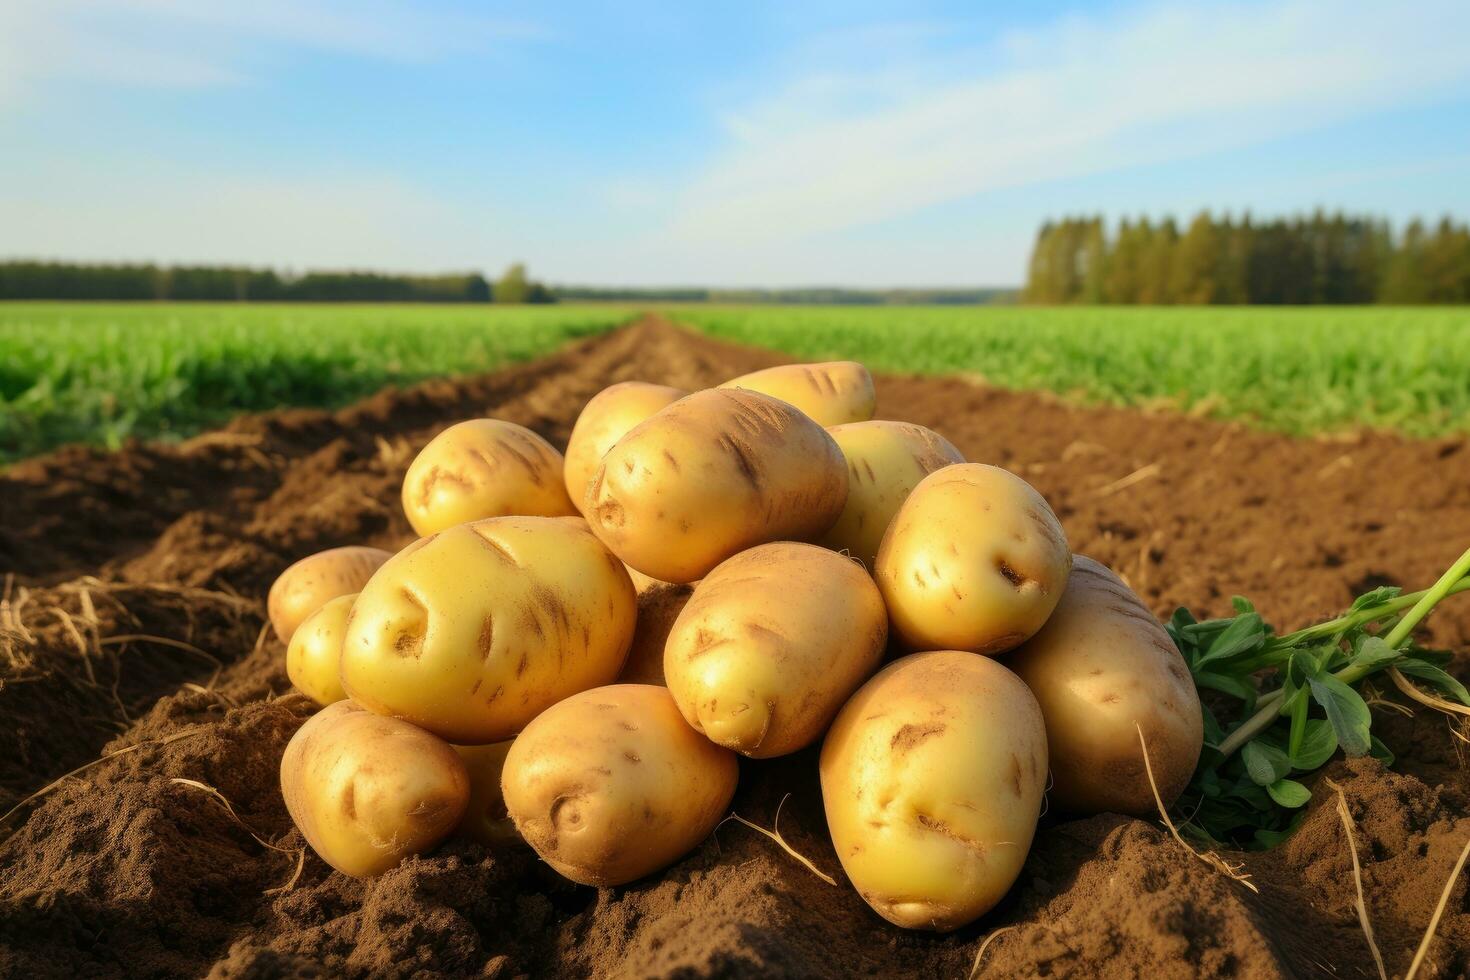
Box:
270;360;1204;931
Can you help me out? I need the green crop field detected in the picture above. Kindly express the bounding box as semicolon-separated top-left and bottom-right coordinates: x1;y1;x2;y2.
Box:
3;302;1467;464
0;303;631;462
673;305;1470;438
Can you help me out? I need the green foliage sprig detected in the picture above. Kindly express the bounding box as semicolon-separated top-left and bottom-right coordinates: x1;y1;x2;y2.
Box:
1173;546;1470;848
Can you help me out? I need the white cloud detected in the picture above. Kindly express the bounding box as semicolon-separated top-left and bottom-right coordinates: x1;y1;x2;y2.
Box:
0;0;540;103
665;0;1470;245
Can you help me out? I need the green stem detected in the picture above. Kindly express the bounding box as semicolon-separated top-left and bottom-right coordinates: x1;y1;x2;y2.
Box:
1216;548;1470;759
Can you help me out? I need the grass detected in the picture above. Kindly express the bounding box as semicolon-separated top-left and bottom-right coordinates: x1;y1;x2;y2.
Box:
4;302;1467;463
670;306;1470;438
0;303;631;461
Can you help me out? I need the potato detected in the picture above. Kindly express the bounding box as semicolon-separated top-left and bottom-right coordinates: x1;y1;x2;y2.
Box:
268;546;392;644
617;582;693;687
501;684;739;886
563;382;685;511
401;419;576;536
280;700;469;878
820;421;964;570
285;592;354;707
820;651;1048;931
719;361;875;427
586;388;848;583
454;741;521;848
341;516;636;743
664;543;886;757
876;464;1070;654
1008;555;1202;815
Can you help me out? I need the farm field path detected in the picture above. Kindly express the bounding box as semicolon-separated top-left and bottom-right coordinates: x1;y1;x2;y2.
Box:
2;316;1468;978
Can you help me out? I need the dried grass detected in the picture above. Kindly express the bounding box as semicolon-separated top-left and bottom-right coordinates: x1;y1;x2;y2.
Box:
719;793;837;887
967;926;1016;978
1323;778;1387;980
1136;724;1257;893
1403;832;1470;980
170;778;305;895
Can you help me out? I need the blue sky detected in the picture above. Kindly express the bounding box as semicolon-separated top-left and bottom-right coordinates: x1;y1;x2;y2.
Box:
2;0;1468;287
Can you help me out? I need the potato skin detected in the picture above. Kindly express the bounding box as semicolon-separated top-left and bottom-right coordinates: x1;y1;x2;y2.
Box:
340;517;636;744
268;546;392;644
821;421;964;570
876;464;1070;654
563;382;685;512
1008;555;1203;815
402;419;576;536
285;592;355;707
820;651;1048;931
280;700;469;878
664;543;887;757
586;388;848;583
719;362;876;427
501;684;739;886
454;741;521;848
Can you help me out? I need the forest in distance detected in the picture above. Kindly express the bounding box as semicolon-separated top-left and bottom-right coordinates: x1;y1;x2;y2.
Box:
1023;211;1470;305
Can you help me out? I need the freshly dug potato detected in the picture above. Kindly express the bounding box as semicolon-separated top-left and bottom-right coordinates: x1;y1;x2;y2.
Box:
1008;555;1202;815
617;582;693;687
502;684;739;885
341;516;636;743
268;546;392;644
586;388;848;583
665;543;887;757
876;464;1070;654
821;651;1048;931
563;382;685;511
280;700;469;878
285;592;355;707
719;361;875;427
454;741;520;848
402;419;576;536
821;421;964;570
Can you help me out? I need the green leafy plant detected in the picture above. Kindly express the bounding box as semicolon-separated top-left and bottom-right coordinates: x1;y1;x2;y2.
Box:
1173;546;1470;848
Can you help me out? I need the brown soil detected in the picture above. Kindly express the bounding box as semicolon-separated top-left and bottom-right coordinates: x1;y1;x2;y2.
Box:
2;316;1469;979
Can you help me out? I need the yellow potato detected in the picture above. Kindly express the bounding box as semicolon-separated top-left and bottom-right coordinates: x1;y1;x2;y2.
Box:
821;421;964;570
401;419;576;536
664;543;887;757
268;546;392;644
501;684;739;886
341;516;636;743
616;582;694;687
285;592;355;707
1008;555;1202;815
719;361;875;427
821;651;1048;931
876;464;1070;654
454;741;521;848
280;700;469;878
563;382;685;511
586;388;848;583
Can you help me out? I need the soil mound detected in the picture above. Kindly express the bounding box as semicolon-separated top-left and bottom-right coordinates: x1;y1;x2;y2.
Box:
3;316;1468;978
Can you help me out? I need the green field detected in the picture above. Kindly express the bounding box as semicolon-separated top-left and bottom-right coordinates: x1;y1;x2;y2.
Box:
0;303;631;461
674;305;1470;438
2;302;1467;463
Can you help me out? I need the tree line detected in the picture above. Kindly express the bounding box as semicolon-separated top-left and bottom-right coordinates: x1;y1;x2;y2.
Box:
1024;212;1470;304
0;261;554;303
553;286;1016;305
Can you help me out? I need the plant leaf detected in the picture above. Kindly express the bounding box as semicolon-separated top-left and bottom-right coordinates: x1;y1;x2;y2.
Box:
1241;740;1291;786
1369;735;1395;767
1232;596;1256;615
1290;719;1338;769
1266;778;1312;808
1349;586;1402;613
1195;670;1258;705
1350;635;1402;671
1196;613;1266;667
1395;658;1470;705
1307;672;1372;756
